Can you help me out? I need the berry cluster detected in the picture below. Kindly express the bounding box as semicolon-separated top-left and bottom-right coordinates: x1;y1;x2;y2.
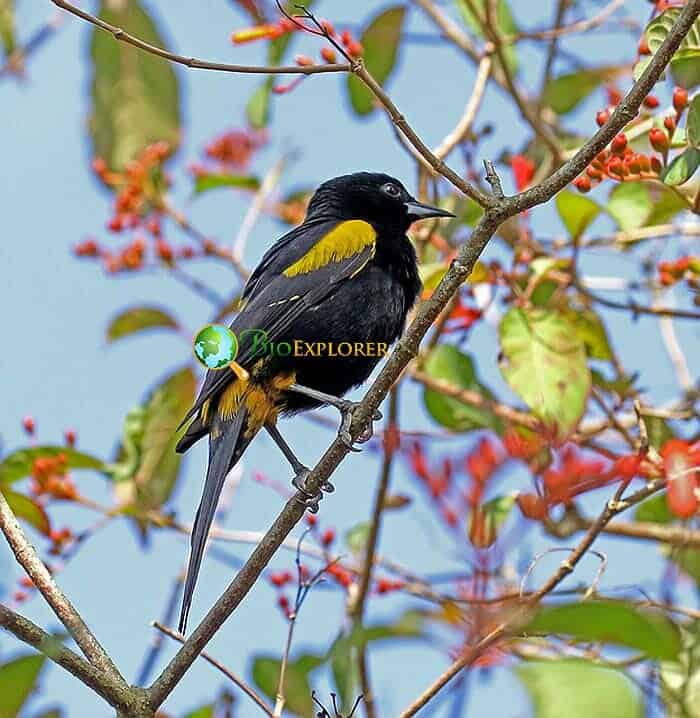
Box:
658;255;700;289
573;87;689;194
30;453;77;501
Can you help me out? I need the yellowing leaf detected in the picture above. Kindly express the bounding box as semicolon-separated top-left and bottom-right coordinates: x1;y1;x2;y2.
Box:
556;190;600;239
106;306;179;343
499;308;590;440
0;654;46;718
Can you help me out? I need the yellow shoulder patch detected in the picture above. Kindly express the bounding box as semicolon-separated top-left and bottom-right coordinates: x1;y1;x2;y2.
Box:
283;220;376;277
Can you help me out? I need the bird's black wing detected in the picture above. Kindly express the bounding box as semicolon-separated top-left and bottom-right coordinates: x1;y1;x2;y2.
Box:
178;217;377;431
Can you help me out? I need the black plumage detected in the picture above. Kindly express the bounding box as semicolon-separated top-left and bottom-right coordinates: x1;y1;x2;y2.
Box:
176;172;452;631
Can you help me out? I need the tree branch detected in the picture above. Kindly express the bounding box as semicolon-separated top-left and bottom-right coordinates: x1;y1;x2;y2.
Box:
0;491;127;688
0;603;135;713
50;0;350;75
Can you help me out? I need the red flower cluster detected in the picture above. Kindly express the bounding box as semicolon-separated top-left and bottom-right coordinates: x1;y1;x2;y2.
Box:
203;128;267;171
658;256;700;287
510;154;535;192
445;296;482;333
662;439;700;519
30;454;77;501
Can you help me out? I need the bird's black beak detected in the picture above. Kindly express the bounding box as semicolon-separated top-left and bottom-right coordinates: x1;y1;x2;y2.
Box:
404;199;455;221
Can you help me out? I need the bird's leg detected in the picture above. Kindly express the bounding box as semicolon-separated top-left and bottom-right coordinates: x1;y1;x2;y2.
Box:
265;423;334;513
287;383;382;449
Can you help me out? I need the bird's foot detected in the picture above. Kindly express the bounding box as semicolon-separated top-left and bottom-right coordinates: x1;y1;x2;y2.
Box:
291;467;334;514
337;401;383;450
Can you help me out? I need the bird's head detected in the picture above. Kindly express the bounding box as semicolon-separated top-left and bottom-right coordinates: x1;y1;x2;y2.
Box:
306;172;454;232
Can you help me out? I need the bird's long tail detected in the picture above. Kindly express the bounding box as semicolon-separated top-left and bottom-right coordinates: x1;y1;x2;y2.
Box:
179;408;253;633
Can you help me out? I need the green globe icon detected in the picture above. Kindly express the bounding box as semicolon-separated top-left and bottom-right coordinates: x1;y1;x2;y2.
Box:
193;324;239;370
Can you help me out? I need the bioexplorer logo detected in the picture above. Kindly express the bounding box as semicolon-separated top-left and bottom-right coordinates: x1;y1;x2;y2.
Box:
192;324;389;370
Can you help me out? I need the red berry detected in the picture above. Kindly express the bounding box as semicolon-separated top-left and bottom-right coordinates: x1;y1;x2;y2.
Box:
611;133;627;155
320;47;337;63
321;528;335;546
155;239;174;263
644;95;660;109
650;156;662;174
64;429;77;447
606;156;626;177
574;176;592;193
649;128;669;153
305;514;317;527
586;166;603;180
673;86;689;113
294;54;314;67
516;493;547;520
595;109;610;127
638;37;651;55
664;116;676;133
22;416;35;435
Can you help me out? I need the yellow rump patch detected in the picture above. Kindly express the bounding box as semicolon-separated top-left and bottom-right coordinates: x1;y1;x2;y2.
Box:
283;220;376;277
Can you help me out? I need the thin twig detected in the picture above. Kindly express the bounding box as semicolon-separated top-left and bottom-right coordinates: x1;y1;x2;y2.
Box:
350;388;400;718
233;154;291;261
433;54;492;161
50;0;349;75
152;621;274;717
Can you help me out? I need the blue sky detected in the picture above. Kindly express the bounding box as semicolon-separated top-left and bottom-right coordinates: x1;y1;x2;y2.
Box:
1;1;698;716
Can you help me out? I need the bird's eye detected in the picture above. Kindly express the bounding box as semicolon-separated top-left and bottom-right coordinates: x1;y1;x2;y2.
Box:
381;182;401;198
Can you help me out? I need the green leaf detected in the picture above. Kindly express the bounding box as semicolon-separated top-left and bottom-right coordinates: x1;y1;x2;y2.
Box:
108;367;196;529
456;0;518;75
345;521;370;556
106;306;179;344
644;8;700;89
347;6;406;116
0;0;15;56
246;79;273;129
542;68;617;115
516;659;644;718
182;705;215;718
556;190;601;239
90;0;181;170
635;493;674;524
662;147;700;186
660;622;700;718
468;494;515;548
193;172;261;195
1;489;51;535
606;182;652;231
0;447;106;486
252;653;324;717
645;416;675;451
0;654;46;718
688;94;700;148
499;308;591;440
563;308;612;361
525;600;681;661
422;344;504;433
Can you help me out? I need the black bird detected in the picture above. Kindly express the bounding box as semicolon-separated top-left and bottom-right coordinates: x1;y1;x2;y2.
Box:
176;172;453;631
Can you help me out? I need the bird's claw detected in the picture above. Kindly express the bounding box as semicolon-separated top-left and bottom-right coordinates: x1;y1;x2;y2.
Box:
291;468;334;513
338;402;382;450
